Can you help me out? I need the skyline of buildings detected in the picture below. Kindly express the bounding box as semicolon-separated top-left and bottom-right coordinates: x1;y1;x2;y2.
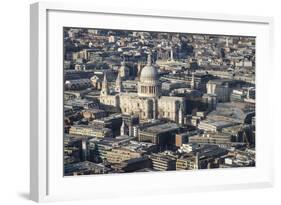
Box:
63;27;255;176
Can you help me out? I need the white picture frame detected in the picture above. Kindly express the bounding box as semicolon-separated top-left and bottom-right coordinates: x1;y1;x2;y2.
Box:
30;2;274;202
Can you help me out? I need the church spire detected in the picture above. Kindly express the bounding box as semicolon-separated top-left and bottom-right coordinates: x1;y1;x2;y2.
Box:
120;120;128;136
147;52;152;66
121;58;125;66
191;72;195;89
103;72;108;83
178;103;184;125
170;47;174;62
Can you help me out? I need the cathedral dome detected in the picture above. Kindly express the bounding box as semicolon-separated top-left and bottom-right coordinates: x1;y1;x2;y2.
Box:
138;53;160;98
140;54;158;83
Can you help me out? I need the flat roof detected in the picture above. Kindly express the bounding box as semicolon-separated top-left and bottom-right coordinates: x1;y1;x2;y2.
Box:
144;122;179;134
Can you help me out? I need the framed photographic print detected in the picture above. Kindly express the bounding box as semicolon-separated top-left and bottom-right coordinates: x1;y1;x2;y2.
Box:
30;2;274;202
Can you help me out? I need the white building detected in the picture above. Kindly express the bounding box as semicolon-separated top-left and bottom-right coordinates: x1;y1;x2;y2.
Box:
100;53;186;123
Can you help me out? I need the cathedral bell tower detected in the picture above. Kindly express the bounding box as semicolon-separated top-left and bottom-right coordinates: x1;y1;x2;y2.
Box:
101;72;109;96
115;72;123;93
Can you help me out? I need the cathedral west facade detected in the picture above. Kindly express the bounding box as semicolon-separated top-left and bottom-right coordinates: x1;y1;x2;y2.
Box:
100;54;185;124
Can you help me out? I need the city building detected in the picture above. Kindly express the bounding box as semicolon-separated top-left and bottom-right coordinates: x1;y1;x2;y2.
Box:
138;122;180;146
176;154;198;170
104;147;142;164
81;109;107;120
198;119;239;132
64;161;111;176
88;137;157;163
91;114;123;136
175;130;198;147
65;79;92;90
189;132;233;147
69;125;113;138
112;156;152;172
150;153;177;171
